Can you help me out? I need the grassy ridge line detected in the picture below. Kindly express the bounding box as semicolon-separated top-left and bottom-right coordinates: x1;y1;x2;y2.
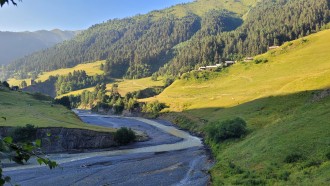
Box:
0;90;114;132
151;0;257;19
8;60;105;86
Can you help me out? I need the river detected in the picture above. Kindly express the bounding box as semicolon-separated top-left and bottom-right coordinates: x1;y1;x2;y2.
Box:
4;111;213;186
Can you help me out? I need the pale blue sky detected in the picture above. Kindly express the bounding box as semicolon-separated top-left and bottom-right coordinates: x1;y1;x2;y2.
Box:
0;0;193;31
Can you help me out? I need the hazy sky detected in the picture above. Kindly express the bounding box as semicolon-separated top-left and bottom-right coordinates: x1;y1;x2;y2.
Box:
0;0;193;32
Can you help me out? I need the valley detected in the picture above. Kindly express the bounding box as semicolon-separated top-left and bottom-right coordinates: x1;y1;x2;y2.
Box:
1;0;330;185
3;111;212;186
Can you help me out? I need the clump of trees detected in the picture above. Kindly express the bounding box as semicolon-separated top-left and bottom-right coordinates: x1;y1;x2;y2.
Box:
206;117;247;143
141;101;166;118
0;81;10;89
55;70;109;96
114;127;136;145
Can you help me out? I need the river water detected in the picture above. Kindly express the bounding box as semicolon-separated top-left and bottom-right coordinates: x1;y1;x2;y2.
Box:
4;111;213;186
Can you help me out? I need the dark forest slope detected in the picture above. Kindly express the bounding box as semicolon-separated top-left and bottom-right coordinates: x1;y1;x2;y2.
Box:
5;0;330;80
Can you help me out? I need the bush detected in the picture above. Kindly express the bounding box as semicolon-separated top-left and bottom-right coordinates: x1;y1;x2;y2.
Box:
254;58;268;64
284;153;304;163
11;124;37;143
163;76;175;87
326;152;330;160
114;127;136;145
54;96;71;109
141;101;166;117
207;117;247;142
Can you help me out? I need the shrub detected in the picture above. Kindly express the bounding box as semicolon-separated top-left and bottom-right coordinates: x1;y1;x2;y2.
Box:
141;101;166;117
163;76;175;87
207;117;247;142
54;96;71;109
114;127;136;145
11;124;37;143
254;58;268;64
279;171;291;181
284;153;304;163
326;152;330;160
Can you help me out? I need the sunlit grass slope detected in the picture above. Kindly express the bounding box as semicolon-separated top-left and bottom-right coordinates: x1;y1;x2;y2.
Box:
151;0;257;19
151;29;330;184
153;29;330;114
8;60;105;86
59;77;164;98
0;90;114;132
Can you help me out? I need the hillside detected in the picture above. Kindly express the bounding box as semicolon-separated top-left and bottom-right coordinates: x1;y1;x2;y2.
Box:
59;77;164;98
153;29;330;112
5;0;329;82
0;29;78;66
149;29;330;184
7;60;105;87
4;0;257;79
0;89;113;132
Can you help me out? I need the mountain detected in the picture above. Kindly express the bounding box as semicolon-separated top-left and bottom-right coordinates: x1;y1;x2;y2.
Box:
5;0;257;79
0;29;78;65
5;0;330;81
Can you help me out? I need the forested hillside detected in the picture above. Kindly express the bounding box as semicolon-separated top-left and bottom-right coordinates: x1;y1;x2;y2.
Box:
5;0;330;81
0;29;77;65
4;0;256;79
158;0;330;75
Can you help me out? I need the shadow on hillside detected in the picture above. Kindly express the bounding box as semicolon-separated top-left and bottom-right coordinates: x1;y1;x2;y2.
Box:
161;88;330;131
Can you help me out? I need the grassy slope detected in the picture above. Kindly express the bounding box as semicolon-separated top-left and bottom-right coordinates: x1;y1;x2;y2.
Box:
8;60;105;86
59;77;164;98
150;29;330;184
151;0;257;18
0;89;114;132
153;29;330;113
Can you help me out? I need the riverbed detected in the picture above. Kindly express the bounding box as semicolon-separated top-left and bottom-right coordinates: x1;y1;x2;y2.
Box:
4;111;213;186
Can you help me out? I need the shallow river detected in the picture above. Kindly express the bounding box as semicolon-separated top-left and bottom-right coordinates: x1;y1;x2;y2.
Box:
4;111;212;186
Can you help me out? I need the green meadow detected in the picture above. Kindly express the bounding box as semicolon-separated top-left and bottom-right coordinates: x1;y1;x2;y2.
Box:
0;89;114;132
151;29;330;184
8;60;105;87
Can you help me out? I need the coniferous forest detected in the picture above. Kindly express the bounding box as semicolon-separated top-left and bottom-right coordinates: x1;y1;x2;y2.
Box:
3;0;330;81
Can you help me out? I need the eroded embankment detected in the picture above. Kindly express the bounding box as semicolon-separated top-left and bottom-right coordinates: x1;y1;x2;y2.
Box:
0;127;116;153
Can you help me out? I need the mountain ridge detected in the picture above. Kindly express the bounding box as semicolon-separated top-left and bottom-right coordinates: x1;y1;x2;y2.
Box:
0;29;79;66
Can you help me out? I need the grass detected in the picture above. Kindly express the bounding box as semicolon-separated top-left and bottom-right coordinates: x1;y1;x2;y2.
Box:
8;60;105;86
206;91;330;185
0;89;114;132
149;29;330;184
59;77;164;98
150;29;330;113
151;0;257;19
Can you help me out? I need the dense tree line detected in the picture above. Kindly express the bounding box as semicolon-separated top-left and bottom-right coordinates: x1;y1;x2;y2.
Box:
21;70;109;97
158;0;330;76
55;70;108;96
5;0;330;80
7;14;200;79
67;83;166;117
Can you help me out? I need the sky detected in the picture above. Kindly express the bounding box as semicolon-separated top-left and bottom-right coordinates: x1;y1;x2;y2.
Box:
0;0;193;32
